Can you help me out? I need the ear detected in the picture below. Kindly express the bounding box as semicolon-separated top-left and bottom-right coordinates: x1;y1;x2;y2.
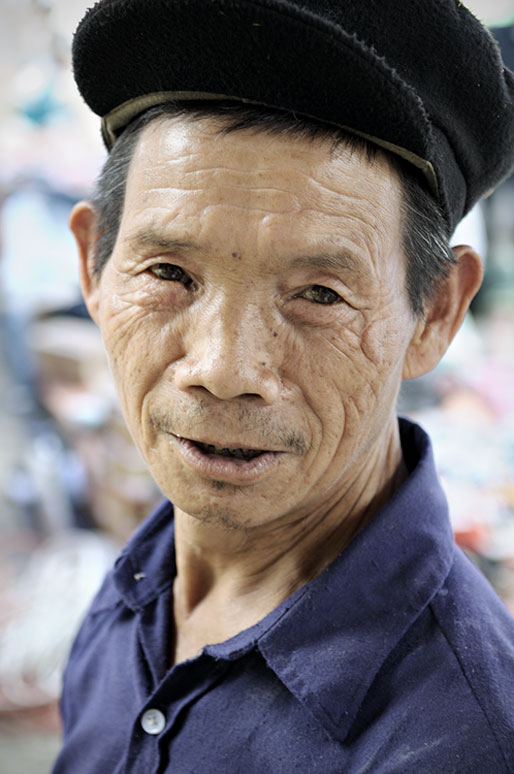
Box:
402;245;483;380
69;201;102;325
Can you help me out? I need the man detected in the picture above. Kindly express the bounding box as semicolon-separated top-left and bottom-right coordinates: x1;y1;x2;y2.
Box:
53;1;514;772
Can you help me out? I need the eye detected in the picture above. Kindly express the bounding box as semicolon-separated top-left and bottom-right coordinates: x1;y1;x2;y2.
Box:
298;285;342;305
149;263;193;286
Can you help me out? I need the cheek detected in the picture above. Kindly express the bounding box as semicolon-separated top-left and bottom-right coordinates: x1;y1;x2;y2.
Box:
361;300;416;379
304;309;413;431
98;293;183;429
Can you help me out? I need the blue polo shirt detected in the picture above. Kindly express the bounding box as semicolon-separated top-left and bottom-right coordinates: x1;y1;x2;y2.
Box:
52;419;514;773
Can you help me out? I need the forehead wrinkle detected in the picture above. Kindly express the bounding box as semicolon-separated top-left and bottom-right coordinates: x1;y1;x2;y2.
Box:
139;185;301;215
139;149;337;192
135;144;395;222
128;124;402;263
145;183;301;198
307;182;395;222
140;152;321;178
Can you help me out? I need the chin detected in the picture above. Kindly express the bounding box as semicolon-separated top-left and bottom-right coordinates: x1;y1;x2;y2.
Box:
166;478;283;532
176;501;261;532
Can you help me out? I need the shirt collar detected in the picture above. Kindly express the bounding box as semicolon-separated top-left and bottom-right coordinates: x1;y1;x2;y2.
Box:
111;499;176;611
111;418;454;742
257;418;455;742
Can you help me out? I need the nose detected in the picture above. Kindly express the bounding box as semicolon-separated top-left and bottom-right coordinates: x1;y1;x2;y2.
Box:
174;300;281;404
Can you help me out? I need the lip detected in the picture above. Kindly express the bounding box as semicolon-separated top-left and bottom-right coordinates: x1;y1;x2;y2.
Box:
168;433;284;483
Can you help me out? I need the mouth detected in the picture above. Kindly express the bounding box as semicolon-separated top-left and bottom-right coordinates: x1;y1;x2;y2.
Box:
168;433;283;483
191;440;266;461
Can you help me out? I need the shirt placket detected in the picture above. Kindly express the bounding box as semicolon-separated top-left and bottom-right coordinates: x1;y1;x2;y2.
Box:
124;654;229;773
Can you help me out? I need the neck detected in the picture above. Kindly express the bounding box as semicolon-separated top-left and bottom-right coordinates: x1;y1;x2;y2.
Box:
170;421;407;663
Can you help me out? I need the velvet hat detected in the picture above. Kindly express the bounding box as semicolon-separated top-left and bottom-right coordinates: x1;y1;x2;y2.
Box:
72;0;514;231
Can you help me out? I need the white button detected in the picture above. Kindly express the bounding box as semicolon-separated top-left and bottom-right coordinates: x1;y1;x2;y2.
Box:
140;708;166;735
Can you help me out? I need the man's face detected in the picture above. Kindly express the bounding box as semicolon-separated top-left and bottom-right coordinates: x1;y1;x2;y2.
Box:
83;117;419;530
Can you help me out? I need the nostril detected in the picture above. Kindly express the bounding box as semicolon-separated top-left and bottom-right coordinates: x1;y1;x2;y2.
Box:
174;348;280;403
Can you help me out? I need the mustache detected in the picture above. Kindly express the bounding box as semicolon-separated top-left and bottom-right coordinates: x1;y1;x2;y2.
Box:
150;402;307;454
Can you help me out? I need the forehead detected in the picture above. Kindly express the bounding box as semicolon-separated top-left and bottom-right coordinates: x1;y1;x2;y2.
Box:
121;115;404;262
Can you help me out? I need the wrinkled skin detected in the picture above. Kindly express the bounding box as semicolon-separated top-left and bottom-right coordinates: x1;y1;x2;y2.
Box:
71;118;481;657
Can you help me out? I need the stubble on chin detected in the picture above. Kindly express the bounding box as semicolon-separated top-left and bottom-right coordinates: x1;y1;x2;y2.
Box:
180;498;254;533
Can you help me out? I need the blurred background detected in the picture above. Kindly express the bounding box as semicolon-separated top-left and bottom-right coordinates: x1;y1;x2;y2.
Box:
0;0;513;771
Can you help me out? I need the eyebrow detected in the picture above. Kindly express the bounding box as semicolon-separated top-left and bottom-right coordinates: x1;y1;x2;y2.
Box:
124;229;199;253
290;252;363;276
125;229;363;275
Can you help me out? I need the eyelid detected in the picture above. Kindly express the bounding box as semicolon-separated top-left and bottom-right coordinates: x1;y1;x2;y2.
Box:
294;281;341;295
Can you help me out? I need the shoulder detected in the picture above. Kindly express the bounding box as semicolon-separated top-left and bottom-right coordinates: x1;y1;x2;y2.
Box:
429;549;514;754
431;547;514;696
359;547;514;772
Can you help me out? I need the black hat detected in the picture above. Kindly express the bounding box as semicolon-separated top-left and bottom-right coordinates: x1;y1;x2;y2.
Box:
72;0;514;231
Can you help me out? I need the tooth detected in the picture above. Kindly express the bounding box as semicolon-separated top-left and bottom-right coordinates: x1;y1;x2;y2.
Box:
195;441;264;459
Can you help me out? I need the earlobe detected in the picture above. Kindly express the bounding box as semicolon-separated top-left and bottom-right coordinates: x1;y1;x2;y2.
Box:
69;201;101;324
402;245;483;380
